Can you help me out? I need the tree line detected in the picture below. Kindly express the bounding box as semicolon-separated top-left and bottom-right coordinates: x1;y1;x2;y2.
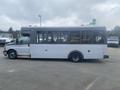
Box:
107;26;120;38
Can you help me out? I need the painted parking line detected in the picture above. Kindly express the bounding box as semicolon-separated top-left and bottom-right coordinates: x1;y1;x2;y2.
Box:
85;77;101;90
7;69;16;73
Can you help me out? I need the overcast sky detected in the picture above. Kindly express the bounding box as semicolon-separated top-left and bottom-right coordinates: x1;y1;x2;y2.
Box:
0;0;120;30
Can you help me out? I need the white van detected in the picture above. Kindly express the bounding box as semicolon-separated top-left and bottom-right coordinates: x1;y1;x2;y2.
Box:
107;36;119;47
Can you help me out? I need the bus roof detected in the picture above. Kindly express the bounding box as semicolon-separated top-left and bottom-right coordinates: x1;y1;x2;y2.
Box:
21;26;106;32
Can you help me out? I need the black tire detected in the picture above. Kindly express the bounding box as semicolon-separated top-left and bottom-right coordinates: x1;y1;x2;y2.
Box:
8;50;17;59
69;52;83;63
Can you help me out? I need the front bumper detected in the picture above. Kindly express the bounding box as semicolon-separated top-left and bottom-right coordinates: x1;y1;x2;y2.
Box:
3;51;7;56
104;55;109;59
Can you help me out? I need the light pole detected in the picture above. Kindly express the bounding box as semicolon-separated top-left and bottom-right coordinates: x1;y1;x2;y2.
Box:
38;15;42;27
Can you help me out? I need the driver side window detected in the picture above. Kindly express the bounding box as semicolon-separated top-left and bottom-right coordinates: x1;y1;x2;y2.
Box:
18;37;30;44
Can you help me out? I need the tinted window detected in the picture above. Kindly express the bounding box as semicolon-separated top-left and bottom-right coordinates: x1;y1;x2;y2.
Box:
37;31;69;44
53;32;69;43
37;30;106;44
70;32;80;44
18;36;30;44
94;31;106;44
37;32;52;43
81;31;93;44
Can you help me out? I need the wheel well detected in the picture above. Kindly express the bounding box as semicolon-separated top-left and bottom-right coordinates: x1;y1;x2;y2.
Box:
68;50;84;59
7;49;17;54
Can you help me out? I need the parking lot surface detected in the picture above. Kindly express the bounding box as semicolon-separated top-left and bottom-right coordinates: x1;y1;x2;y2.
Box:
0;47;120;90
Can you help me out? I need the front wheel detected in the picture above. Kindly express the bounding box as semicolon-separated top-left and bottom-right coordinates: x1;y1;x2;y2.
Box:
69;52;83;63
8;50;17;59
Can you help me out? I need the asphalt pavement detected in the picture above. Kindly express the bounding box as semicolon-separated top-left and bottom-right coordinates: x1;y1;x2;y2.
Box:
0;47;120;90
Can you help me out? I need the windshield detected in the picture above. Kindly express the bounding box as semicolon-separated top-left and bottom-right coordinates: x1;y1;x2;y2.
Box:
17;36;30;44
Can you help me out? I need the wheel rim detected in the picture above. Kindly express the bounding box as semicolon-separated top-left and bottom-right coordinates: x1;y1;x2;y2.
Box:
72;54;80;62
10;52;15;58
72;57;80;62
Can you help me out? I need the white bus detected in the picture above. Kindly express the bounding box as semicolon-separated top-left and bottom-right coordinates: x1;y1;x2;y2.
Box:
107;36;119;47
3;27;109;62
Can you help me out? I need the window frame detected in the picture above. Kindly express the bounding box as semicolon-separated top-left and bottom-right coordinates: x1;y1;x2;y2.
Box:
36;30;106;44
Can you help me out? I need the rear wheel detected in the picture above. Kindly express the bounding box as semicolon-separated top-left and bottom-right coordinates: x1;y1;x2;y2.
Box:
69;52;83;63
8;50;17;59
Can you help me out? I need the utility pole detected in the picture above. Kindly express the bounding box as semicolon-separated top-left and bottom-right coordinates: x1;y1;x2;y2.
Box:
38;15;42;27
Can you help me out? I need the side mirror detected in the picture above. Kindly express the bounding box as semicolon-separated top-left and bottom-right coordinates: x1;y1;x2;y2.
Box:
28;43;30;47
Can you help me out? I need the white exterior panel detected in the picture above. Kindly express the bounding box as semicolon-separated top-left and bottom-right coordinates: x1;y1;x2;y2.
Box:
30;44;107;59
6;45;30;56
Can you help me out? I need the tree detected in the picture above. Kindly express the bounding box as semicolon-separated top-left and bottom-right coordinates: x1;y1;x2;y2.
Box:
108;26;120;37
8;27;13;33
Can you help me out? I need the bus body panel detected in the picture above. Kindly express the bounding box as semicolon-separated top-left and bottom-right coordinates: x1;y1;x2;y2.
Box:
30;44;107;59
5;45;30;56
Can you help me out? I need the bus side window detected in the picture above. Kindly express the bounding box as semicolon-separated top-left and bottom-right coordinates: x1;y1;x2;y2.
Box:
37;32;52;44
53;32;69;44
70;32;80;44
38;33;43;43
81;31;93;44
47;33;52;43
53;32;60;43
94;32;105;44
